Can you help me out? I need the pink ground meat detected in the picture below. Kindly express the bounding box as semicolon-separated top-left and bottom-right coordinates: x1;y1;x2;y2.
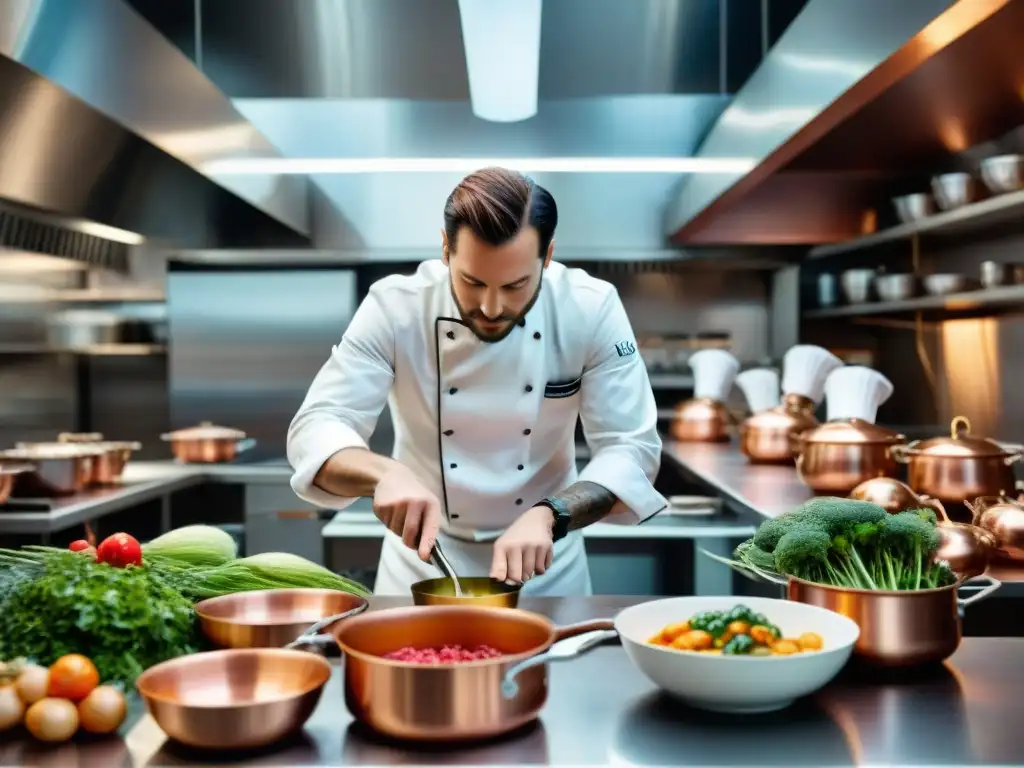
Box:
383;644;504;664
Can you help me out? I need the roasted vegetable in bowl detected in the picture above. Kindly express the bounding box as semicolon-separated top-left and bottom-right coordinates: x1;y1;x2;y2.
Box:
648;604;823;656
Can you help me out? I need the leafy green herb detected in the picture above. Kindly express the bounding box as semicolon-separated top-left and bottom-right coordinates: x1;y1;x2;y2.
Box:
0;552;203;687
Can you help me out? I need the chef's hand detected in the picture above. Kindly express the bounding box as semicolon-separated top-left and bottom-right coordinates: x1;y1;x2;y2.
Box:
490;506;555;584
373;464;442;562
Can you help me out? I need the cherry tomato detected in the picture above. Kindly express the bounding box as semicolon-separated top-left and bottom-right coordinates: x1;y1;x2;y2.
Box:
68;540;91;552
96;532;142;568
48;654;99;702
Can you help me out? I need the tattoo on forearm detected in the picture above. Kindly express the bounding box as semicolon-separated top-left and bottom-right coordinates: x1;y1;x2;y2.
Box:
549;481;620;531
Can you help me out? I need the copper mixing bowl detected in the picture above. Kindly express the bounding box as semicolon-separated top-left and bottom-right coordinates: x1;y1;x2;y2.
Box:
195;588;369;649
411;576;521;608
135;648;331;750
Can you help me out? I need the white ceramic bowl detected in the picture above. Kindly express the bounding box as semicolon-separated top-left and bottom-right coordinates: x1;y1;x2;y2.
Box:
614;596;860;714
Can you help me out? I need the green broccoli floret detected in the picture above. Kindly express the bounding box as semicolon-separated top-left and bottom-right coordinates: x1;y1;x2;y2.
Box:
907;506;939;526
734;539;777;572
773;525;831;581
799;497;888;536
875;511;944;589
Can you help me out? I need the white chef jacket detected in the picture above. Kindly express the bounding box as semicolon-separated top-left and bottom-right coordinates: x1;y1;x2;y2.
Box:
287;259;667;595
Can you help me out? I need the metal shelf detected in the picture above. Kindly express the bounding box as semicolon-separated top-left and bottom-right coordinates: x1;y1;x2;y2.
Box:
808;187;1024;259
0;343;166;355
803;284;1024;320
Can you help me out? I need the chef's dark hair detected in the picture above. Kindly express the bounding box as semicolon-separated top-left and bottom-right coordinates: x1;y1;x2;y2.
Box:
443;167;558;259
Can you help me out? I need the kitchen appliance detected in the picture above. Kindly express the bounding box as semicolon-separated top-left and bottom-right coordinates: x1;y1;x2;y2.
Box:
892;193;935;223
931;172;981;211
194;589;369;650
311;605;613;740
787;574;1000;667
794;367;905;494
734;368;780;414
670;349;740;443
740;346;843;464
161;422;255;463
965;495;1024;562
135;648;331;750
893;416;1022;516
979;154;1024;194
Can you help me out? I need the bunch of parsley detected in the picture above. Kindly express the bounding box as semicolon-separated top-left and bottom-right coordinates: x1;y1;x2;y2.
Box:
0;551;204;686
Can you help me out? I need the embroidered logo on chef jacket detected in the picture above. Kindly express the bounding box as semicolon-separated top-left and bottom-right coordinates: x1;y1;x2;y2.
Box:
614;340;637;358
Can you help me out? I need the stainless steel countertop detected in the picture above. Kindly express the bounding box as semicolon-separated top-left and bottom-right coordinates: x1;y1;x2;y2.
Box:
3;595;1023;767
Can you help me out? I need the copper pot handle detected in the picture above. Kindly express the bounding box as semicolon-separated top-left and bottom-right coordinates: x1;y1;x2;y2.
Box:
552;617;616;641
917;495;950;522
284;602;371;652
236;438;257;453
890;443;915;464
957;574;1001;608
1003;451;1023;466
501;626;619;700
951;416;971;438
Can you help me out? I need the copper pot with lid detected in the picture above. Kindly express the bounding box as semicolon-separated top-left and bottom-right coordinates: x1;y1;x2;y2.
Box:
848;478;997;579
669;398;734;443
55;432;141;484
161;422;256;464
965;495;1024;562
739;394;818;463
794;419;906;494
893;416;1022;511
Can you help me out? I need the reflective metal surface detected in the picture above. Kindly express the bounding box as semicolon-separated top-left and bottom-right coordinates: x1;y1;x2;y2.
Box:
8;596;1024;765
410;576;522;608
664;0;957;241
0;0;309;245
167;267;357;461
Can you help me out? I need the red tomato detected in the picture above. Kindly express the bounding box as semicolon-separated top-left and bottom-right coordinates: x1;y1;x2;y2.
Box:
49;654;100;701
96;533;142;568
68;540;91;552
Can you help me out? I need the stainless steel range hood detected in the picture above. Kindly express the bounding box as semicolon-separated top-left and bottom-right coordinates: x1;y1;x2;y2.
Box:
0;0;311;250
663;0;964;244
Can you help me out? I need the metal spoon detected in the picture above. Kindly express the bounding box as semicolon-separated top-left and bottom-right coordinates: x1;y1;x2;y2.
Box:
430;539;464;597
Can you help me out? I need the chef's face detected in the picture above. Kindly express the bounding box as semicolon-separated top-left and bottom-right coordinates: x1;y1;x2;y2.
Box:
442;226;553;343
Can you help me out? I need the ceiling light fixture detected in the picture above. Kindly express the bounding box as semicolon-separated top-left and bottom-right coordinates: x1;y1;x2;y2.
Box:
203;157;758;175
457;0;543;123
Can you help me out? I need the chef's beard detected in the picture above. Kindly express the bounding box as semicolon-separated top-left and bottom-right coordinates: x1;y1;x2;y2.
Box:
451;279;543;344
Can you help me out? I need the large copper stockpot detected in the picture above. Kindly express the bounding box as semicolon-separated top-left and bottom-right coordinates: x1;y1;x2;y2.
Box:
55;432;141;484
739;394;818;463
304;605;614;741
848;478;997;578
894;417;1022;513
966;495;1024;561
161;422;255;463
669;398;733;442
794;419;906;494
787;574;1001;667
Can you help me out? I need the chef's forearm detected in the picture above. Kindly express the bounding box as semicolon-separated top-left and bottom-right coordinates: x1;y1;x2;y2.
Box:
313;447;401;498
547;481;619;530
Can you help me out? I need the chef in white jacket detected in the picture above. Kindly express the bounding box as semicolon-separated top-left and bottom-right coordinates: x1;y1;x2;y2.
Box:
287;167;666;596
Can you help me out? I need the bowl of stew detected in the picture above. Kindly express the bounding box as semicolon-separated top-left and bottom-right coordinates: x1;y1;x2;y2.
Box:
614;596;859;713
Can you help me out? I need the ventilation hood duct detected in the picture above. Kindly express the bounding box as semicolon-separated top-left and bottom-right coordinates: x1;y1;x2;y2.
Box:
664;0;985;244
0;0;311;249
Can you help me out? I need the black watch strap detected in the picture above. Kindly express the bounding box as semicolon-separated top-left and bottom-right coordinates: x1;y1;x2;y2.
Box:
537;497;572;542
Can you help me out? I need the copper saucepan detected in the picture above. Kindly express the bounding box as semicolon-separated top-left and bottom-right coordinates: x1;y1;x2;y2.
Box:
161;422;256;463
195;588;369;649
55;432;141;484
303;605;614;741
411;576;522;608
136;648;332;750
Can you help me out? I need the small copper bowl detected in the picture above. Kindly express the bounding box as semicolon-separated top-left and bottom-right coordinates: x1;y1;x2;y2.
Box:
411;577;521;608
195;588;369;649
136;648;331;750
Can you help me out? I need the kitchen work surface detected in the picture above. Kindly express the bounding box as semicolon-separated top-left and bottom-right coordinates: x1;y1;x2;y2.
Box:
3;596;1023;767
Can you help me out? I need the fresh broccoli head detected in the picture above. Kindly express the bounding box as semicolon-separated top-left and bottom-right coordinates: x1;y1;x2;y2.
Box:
907;507;939;526
752;516;804;553
879;511;941;558
798;497;888;536
773;524;831;580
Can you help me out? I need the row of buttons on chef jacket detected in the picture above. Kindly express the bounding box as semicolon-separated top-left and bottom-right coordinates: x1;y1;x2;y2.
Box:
441;321;542;511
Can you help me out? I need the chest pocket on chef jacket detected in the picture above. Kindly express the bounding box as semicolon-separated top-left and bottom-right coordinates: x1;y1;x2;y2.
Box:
541;376;583;427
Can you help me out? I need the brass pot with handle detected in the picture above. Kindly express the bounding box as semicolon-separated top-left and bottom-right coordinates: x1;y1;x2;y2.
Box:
893;416;1022;510
739;394;818;464
965;494;1024;562
794;419;906;495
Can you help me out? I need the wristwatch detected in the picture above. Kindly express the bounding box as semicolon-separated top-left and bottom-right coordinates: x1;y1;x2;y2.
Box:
535;497;572;542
